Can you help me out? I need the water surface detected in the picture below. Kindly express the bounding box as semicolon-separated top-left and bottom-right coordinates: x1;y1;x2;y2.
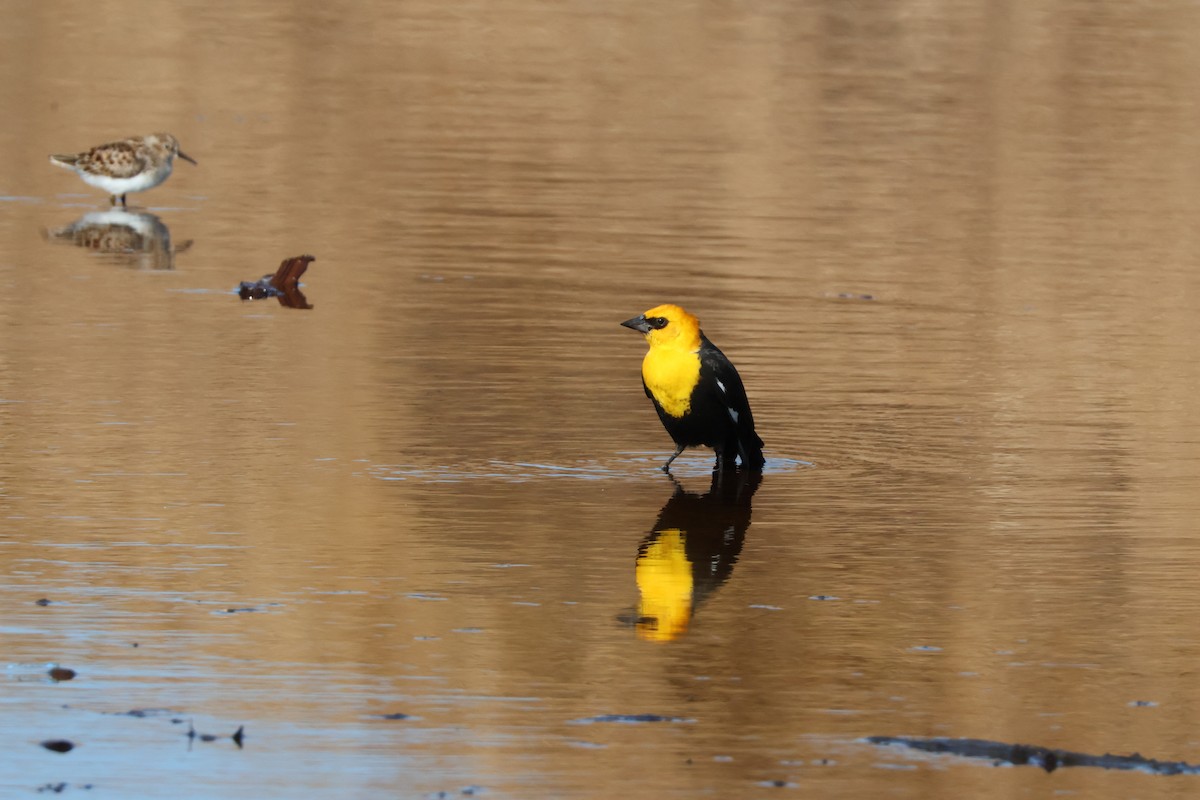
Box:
4;1;1200;798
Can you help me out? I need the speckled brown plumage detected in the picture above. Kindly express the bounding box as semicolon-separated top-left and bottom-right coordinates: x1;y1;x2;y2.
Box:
49;133;196;206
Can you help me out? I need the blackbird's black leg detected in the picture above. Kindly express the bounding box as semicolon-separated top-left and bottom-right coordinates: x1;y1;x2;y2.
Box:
662;444;686;473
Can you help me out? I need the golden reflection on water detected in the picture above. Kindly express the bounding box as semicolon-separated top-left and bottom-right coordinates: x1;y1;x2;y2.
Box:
3;0;1200;798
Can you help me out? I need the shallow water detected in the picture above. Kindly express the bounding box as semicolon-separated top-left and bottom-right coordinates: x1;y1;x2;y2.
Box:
5;1;1200;798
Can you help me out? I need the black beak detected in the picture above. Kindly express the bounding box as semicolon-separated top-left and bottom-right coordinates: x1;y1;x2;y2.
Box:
621;314;651;334
178;150;197;166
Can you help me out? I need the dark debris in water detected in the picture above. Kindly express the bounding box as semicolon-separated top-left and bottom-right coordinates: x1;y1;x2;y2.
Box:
105;708;180;719
377;712;414;720
425;787;485;799
237;254;314;309
35;598;52;606
40;739;75;753
186;720;245;749
48;667;76;682
570;713;694;725
868;736;1200;775
36;783;92;794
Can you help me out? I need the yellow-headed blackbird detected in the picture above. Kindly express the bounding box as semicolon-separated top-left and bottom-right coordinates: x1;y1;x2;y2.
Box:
621;304;765;472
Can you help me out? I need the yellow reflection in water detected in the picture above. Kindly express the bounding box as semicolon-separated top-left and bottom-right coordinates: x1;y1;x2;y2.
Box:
636;528;694;642
635;471;761;642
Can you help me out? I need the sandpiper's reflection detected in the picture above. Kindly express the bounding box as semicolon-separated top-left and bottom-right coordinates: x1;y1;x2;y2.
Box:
42;209;192;270
633;470;762;642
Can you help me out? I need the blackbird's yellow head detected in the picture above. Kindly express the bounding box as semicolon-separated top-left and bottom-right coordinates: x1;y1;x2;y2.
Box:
621;304;702;350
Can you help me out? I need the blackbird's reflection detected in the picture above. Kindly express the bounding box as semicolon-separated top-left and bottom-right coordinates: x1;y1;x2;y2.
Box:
42;209;192;270
633;469;762;642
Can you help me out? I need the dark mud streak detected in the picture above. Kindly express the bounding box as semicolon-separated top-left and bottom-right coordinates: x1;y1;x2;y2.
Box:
868;736;1200;775
103;708;180;719
36;782;92;793
571;714;694;724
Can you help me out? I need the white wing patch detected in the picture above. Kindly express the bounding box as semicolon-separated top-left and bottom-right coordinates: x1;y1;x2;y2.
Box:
717;380;737;421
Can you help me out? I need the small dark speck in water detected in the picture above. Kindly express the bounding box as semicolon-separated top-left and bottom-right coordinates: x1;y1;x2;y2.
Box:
425;788;486;799
106;708;179;718
809;595;839;601
377;712;414;720
909;645;942;653
1130;700;1159;707
758;779;798;788
34;598;52;606
186;720;245;748
569;714;694;725
36;783;91;794
218;607;259;614
48;667;76;682
40;739;75;753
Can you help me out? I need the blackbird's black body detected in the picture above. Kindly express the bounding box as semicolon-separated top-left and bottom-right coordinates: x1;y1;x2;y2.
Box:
644;334;764;471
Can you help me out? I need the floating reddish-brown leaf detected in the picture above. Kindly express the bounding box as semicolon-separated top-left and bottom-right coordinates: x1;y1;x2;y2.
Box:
269;254;314;291
237;254;314;309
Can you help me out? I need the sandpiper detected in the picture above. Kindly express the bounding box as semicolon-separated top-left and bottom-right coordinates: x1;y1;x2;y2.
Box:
49;133;196;206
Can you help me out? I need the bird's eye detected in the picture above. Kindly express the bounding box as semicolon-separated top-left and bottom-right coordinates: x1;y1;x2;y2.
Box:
648;317;669;329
